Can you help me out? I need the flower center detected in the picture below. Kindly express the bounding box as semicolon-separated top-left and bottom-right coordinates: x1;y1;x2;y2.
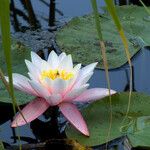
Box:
40;69;74;80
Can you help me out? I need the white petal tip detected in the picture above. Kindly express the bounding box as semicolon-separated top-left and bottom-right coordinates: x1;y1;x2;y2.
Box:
31;51;35;55
78;63;82;68
25;59;29;64
11;119;24;128
4;76;9;82
50;50;57;55
81;128;90;136
110;89;117;95
94;62;98;66
11;122;18;128
31;51;37;57
84;131;90;137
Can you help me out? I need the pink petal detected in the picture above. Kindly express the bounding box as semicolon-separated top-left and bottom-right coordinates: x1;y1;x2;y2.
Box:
59;103;89;136
46;93;62;106
73;88;116;102
25;60;41;80
6;73;38;96
51;78;67;94
11;98;50;127
71;63;97;89
80;62;97;77
47;50;59;69
29;81;50;99
58;55;73;71
73;64;81;75
64;84;89;102
59;52;66;62
73;72;93;89
60;64;81;96
31;51;42;68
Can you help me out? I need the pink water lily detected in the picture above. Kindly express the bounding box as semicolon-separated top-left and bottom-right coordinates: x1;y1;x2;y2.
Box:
8;51;116;136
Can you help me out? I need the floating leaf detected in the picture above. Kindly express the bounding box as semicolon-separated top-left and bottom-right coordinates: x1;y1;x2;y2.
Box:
0;40;35;105
56;6;150;69
66;92;150;147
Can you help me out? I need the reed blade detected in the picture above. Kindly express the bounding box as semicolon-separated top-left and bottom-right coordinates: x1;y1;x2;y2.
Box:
91;0;112;146
0;0;17;113
104;0;132;124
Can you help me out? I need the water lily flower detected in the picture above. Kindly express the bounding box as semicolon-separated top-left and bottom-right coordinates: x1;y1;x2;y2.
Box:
8;51;116;136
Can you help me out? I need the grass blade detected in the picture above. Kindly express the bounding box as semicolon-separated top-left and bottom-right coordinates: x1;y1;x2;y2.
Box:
0;1;28;149
91;0;103;40
0;0;17;113
91;0;112;147
139;0;150;15
104;0;132;124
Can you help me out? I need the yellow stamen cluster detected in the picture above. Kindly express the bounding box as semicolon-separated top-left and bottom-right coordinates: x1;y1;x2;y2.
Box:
40;69;74;80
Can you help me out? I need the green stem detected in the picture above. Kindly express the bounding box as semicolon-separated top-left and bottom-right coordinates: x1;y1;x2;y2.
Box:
139;0;150;15
0;0;16;114
104;0;133;124
91;0;112;147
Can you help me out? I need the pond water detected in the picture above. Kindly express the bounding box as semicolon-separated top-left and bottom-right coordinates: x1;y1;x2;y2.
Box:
11;0;105;32
91;47;150;94
1;0;150;149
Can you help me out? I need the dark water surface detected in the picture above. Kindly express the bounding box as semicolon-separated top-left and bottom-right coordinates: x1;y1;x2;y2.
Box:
91;47;150;94
11;0;105;32
1;0;150;149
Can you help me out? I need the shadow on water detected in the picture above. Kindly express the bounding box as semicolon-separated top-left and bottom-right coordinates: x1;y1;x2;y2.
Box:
1;0;150;149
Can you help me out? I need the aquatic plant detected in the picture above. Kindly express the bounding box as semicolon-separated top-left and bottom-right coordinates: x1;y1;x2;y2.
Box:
56;5;150;69
66;92;150;147
7;51;116;136
0;0;17;113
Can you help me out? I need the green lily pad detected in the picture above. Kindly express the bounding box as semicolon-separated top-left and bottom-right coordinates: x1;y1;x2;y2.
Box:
56;5;150;69
66;92;150;147
0;40;35;105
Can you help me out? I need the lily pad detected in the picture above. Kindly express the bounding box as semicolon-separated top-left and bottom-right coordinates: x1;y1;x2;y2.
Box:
56;6;150;69
0;40;35;105
66;92;150;147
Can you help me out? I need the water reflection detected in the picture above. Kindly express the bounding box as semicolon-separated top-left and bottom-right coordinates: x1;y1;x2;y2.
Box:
0;120;36;144
10;0;150;32
10;0;105;32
